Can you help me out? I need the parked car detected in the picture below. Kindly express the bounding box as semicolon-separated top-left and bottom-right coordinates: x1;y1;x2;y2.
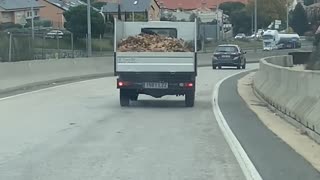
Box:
212;44;247;69
234;33;246;39
45;30;64;39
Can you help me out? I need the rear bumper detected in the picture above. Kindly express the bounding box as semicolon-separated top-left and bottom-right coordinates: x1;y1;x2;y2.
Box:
116;79;195;97
117;81;194;90
212;59;241;66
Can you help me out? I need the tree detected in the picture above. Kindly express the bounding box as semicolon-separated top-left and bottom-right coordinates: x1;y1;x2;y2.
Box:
231;9;252;35
246;0;289;29
189;13;197;22
219;2;245;16
160;13;177;21
63;5;106;38
290;3;309;35
306;27;320;70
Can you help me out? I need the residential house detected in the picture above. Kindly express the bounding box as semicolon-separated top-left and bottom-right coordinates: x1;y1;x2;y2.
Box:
38;0;87;29
38;0;103;29
102;0;160;21
157;0;248;11
0;0;43;26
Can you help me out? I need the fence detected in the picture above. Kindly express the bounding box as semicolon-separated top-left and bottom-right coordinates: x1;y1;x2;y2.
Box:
0;32;114;62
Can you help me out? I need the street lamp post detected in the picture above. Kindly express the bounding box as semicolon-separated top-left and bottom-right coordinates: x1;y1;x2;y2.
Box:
286;0;289;32
216;2;220;42
287;5;289;32
87;0;92;57
31;0;35;40
254;0;257;35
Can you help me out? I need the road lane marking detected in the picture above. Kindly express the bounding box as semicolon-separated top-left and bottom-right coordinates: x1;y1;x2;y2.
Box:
212;71;263;180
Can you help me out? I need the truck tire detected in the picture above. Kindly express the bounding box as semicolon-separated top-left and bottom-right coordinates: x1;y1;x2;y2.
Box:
185;91;195;107
237;64;241;69
120;90;130;107
130;94;139;101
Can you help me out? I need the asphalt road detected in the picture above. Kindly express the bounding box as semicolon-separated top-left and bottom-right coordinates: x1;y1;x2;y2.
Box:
0;65;260;180
219;73;320;180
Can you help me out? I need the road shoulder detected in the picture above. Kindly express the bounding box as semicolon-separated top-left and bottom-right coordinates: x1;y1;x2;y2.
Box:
238;72;320;172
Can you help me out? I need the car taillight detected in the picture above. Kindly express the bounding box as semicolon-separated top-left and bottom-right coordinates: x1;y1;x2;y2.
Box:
185;82;194;87
118;81;124;87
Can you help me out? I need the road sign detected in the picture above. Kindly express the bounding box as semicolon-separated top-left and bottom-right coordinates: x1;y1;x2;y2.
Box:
275;20;281;25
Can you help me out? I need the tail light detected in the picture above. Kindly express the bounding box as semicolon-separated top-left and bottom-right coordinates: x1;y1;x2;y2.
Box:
185;82;194;87
118;81;124;87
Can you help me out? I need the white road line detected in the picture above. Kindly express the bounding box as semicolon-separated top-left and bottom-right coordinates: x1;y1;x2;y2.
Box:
0;77;107;101
212;70;263;180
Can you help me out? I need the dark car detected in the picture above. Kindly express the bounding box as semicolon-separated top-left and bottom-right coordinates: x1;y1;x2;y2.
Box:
277;38;301;49
212;45;247;69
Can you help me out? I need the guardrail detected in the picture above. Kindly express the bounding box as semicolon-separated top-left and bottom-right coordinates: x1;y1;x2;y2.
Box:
0;57;114;93
253;55;320;143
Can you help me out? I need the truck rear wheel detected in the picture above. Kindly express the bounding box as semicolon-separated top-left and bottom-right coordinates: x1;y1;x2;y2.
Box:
185;91;195;107
130;94;139;101
120;90;130;107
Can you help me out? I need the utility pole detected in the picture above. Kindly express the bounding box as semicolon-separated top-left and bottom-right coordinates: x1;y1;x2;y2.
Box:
87;0;92;57
286;0;289;32
254;0;257;35
252;10;254;34
216;2;220;42
31;0;34;40
8;32;12;62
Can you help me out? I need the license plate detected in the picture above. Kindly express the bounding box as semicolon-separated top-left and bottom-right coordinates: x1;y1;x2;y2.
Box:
144;82;168;89
222;55;230;58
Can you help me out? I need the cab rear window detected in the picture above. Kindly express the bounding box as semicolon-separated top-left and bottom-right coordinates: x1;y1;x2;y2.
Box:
215;46;238;53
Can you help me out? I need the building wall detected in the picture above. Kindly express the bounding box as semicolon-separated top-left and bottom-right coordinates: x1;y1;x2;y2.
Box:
148;0;160;21
0;10;14;24
14;10;26;24
38;0;65;29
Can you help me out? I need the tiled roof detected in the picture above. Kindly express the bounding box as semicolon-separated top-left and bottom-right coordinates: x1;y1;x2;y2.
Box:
0;0;42;10
157;0;248;10
45;0;85;11
44;0;100;11
103;0;154;13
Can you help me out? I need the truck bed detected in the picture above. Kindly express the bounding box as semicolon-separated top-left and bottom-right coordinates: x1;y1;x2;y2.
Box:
115;52;196;73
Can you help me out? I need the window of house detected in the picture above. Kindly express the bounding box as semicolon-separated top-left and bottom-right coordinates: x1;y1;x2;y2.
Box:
27;11;32;17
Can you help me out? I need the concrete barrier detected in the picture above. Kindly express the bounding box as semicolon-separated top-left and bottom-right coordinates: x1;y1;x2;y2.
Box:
0;53;237;95
0;57;114;93
254;55;320;143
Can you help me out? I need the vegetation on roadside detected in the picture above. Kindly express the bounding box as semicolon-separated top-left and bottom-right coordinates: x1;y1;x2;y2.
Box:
289;3;309;36
306;33;320;70
63;5;106;39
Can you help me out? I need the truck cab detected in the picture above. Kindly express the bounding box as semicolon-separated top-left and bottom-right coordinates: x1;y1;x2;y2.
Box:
262;30;279;51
